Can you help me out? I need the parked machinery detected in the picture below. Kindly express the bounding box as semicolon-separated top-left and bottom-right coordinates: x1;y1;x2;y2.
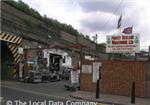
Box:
37;51;49;81
25;60;42;83
49;53;62;81
23;48;71;83
24;49;49;83
29;70;42;83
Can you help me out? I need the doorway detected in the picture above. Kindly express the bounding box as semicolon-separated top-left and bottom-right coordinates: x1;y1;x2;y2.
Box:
1;41;15;80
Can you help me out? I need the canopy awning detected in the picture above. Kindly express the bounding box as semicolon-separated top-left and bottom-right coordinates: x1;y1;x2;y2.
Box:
0;31;22;64
0;31;22;44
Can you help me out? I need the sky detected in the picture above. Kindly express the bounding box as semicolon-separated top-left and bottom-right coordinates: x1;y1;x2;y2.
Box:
15;0;150;50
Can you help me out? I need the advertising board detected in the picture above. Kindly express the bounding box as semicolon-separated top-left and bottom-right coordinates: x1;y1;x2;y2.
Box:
106;34;140;53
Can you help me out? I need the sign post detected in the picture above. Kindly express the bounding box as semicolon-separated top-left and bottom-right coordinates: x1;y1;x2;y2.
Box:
96;77;100;99
93;62;101;83
93;62;102;99
96;66;102;99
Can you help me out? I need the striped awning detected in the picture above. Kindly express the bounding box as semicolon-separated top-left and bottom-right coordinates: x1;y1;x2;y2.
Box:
0;32;22;44
0;32;22;64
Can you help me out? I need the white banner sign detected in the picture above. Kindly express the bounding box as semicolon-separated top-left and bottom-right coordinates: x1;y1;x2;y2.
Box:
82;65;92;74
18;47;24;54
71;71;79;84
106;34;140;53
92;62;101;83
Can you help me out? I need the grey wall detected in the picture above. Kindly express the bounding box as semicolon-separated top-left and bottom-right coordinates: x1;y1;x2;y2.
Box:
1;2;56;44
2;2;97;51
60;31;76;44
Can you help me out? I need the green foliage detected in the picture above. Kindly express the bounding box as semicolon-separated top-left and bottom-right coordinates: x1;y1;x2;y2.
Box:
96;43;106;53
23;17;41;29
85;35;90;39
4;0;92;39
4;0;42;20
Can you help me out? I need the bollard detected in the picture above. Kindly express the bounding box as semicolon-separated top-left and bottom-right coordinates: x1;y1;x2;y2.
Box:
96;79;99;99
131;82;135;104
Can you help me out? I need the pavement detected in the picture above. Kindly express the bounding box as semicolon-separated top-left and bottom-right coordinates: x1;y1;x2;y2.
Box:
70;91;150;105
2;81;150;105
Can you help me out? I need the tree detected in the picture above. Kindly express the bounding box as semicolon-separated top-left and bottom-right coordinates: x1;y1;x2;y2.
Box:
85;35;90;39
92;34;98;44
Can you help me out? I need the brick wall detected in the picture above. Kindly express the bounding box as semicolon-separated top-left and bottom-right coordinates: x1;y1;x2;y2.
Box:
147;62;150;98
80;60;148;97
